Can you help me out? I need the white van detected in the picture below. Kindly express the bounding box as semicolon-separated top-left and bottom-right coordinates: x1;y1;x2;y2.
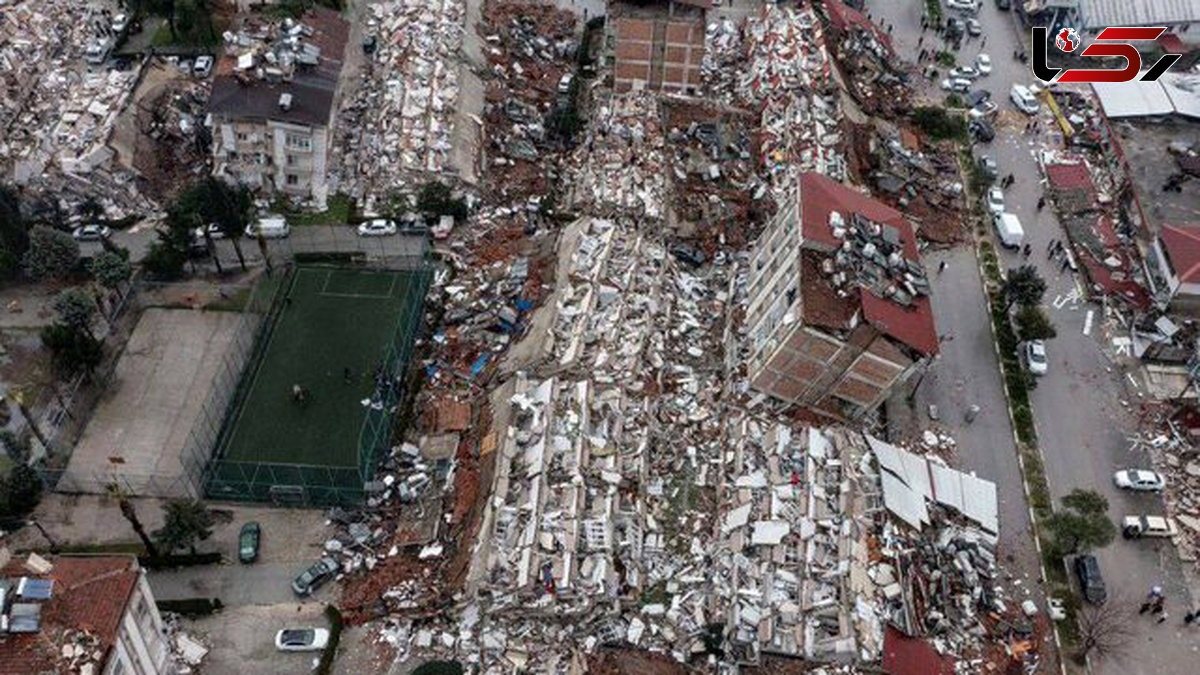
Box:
245;216;290;239
993;212;1024;249
1010;84;1040;115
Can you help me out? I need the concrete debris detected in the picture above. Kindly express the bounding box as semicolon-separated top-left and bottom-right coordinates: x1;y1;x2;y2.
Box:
568;93;666;218
1131;406;1200;566
329;0;466;199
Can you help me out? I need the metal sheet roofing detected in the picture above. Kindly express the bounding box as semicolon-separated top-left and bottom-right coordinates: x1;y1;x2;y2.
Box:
1078;0;1200;28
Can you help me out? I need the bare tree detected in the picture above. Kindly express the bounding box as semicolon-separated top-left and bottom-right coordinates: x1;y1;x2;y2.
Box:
1074;596;1135;665
106;484;160;558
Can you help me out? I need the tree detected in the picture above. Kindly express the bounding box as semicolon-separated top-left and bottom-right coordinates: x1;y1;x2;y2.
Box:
153;498;215;554
90;251;132;290
174;178;253;271
24;225;80;281
416;181;467;221
52;288;98;337
1015;305;1058;342
0;464;43;519
108;484;159;557
1074;596;1135;664
0;184;28;280
40;323;103;376
0;430;32;464
1044;489;1116;556
1002;265;1047;311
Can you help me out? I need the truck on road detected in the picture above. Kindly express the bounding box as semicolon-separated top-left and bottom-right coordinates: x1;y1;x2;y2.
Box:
1122;515;1178;539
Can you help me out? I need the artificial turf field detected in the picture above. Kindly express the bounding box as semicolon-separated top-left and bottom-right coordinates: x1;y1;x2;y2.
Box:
219;266;419;469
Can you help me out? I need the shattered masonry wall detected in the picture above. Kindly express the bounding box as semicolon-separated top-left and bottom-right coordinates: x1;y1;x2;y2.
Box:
567;93;666;218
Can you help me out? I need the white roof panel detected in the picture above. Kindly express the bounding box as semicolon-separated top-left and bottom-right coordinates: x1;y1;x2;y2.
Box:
1079;0;1200;28
929;462;964;512
880;471;928;532
867;435;908;483
960;473;999;533
1092;80;1174;118
1162;74;1200;120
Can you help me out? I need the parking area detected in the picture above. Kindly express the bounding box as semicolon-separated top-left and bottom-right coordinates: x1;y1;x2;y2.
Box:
180;603;332;675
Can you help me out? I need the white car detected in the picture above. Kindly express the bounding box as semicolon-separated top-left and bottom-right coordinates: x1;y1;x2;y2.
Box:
975;53;992;75
941;78;972;93
985;186;1005;215
192;223;225;240
1010;84;1040;115
193;55;214;78
946;0;979;11
84;39;112;66
245;216;290;239
111;13;129;33
949;66;980;80
357;219;397;237
72;224;111;241
274;628;330;652
1113;469;1165;492
1024;340;1047;376
969;101;999;120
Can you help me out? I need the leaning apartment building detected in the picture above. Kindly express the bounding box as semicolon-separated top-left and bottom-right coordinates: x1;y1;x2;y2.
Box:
207;7;349;208
745;172;938;421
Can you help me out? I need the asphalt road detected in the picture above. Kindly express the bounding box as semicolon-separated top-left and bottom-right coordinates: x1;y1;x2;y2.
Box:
869;2;1198;672
149;561;337;607
78;224;427;265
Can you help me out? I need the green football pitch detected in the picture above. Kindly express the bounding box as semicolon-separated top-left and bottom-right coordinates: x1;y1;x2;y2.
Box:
219;266;421;468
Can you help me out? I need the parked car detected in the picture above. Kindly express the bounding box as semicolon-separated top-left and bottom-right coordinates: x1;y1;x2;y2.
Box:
84;38;113;66
941;78;972;93
968;101;998;120
193;55;214;78
245;216;290;239
945;17;965;39
557;73;574;95
1113;469;1165;492
966;18;983;36
291;557;338;596
111;13;129;34
238;522;261;564
1024;340;1048;376
975;53;992;75
72;224;111;241
985;186;1005;215
357;218;398;237
996;0;1012;9
1122;515;1178;539
947;0;979;11
1074;555;1107;605
949;66;980;80
275;628;330;652
192;223;225;242
1010;84;1041;115
969;119;995;143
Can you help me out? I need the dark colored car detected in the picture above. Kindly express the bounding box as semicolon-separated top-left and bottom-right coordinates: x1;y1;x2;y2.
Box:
996;0;1012;10
238;522;261;564
969;120;995;143
1074;554;1107;605
291;557;339;596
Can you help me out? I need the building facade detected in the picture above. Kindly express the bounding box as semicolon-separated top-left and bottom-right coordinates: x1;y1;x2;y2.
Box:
0;552;172;675
606;0;706;94
745;173;938;421
207;8;348;208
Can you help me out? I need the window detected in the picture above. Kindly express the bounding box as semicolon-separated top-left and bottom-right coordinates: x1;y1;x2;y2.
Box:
286;154;295;166
236;132;247;142
286;174;299;186
226;151;237;161
286;134;311;151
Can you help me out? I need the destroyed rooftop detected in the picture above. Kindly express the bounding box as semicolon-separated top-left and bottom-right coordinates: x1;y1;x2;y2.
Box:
207;7;350;127
797;172;939;356
0;556;140;675
1113;118;1200;231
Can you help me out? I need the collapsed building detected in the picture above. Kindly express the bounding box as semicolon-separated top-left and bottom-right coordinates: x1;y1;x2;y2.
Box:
207;7;350;207
744;172;937;421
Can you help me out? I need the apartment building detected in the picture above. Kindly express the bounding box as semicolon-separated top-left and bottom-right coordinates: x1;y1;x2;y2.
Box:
745;172;938;421
0;551;172;675
207;7;349;208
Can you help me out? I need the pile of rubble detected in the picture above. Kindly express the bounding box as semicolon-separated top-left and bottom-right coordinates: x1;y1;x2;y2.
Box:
1;1;146;216
131;72;212;202
481;0;578;204
860;119;966;243
568;93;666;218
331;0;466;199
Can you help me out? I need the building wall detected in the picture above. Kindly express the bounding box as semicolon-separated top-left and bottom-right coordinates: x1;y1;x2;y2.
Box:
212;115;329;207
103;573;172;675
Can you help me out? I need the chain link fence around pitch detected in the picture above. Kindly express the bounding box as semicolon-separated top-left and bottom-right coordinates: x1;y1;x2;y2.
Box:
198;254;432;507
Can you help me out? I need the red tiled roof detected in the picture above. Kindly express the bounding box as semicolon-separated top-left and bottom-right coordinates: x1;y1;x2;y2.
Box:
1160;222;1200;283
798;173;937;355
823;0;895;53
882;627;955;675
0;556;140;675
1045;163;1092;190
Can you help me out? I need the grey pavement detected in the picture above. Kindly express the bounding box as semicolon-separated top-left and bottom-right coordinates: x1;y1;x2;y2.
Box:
148;561;336;607
869;1;1198;672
